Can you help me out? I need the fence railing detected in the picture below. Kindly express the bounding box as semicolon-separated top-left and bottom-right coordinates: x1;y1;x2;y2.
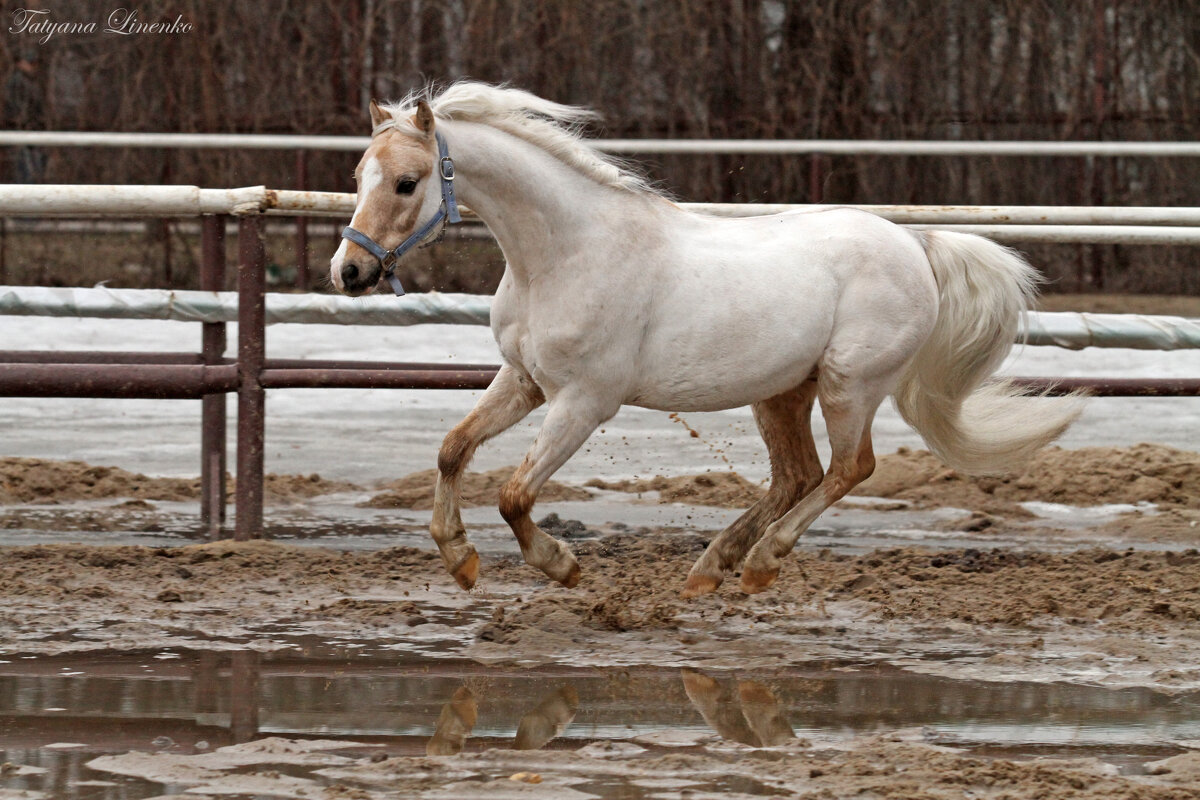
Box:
6;133;1199;289
1;183;1198;542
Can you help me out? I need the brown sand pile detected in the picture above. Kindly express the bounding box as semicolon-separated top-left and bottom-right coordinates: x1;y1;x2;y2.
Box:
0;457;360;505
585;471;765;509
856;443;1200;515
0;458;201;503
261;472;360;502
363;466;591;510
584;444;1200;516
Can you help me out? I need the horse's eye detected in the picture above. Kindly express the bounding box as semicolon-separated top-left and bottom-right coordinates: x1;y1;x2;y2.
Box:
396;178;418;195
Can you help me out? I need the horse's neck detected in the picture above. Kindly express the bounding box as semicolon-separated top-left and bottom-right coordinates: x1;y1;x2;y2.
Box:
447;121;633;278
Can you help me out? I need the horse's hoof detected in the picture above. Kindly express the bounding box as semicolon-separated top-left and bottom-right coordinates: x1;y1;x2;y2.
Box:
739;565;778;594
451;550;480;591
681;571;722;599
557;559;582;589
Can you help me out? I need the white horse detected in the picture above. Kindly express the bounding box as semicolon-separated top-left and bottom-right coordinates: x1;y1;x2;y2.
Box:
330;82;1082;597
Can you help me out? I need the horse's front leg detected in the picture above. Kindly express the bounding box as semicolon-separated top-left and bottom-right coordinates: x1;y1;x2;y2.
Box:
499;392;615;587
432;364;544;590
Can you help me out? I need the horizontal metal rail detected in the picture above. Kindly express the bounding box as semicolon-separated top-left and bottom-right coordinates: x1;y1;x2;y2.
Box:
5;187;1200;247
0;184;269;217
0;350;497;373
695;203;1200;226
1;358;1196;398
259;367;497;390
0;363;239;398
4;287;1198;350
2;130;1199;157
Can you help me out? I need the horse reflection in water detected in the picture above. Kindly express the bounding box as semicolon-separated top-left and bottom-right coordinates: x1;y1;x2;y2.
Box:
427;685;580;756
681;669;796;747
425;671;793;754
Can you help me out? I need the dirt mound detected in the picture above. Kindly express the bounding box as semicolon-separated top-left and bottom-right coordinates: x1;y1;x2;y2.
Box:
363;466;591;510
585;471;765;509
584;444;1200;516
0;457;360;505
0;458;200;503
856;443;1200;515
261;472;359;502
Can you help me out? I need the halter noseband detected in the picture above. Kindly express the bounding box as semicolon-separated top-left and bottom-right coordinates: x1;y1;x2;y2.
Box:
340;130;462;296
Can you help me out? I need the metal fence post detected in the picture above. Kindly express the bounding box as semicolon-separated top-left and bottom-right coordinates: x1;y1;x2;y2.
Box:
200;215;228;537
235;216;266;541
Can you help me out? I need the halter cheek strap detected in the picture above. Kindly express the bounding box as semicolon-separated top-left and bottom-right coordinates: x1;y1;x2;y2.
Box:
340;130;462;296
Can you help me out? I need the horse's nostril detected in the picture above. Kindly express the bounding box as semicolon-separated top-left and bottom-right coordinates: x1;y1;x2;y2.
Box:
341;263;360;284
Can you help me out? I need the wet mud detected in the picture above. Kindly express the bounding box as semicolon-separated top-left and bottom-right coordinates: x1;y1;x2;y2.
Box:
1;444;1199;797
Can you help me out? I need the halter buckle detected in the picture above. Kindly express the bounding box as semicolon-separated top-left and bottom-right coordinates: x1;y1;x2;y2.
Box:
439;156;455;181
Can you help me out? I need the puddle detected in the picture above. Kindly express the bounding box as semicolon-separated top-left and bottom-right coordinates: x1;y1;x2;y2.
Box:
1;646;1198;797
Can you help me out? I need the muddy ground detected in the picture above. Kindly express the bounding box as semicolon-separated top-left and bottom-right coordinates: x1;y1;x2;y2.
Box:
2;443;1200;798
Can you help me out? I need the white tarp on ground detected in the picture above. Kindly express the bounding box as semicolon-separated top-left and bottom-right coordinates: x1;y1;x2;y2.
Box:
1;285;1198;350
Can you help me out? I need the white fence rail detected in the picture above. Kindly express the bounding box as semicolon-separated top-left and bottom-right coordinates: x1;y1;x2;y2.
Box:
3;185;1200;246
3;130;1200;158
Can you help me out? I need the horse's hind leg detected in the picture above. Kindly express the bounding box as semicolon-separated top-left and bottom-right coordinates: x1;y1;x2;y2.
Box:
499;392;615;587
681;379;822;598
432;364;544;590
740;365;887;594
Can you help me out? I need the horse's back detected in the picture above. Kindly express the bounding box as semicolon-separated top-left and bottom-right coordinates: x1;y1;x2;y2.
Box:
623;207;937;411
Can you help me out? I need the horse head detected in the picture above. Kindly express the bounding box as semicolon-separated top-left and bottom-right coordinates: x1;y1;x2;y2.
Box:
331;99;459;296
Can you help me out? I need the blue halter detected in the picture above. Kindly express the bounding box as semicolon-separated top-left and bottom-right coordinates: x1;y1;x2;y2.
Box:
341;130;462;296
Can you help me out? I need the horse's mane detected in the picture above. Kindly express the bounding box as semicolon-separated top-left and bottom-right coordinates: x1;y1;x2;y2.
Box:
379;82;659;196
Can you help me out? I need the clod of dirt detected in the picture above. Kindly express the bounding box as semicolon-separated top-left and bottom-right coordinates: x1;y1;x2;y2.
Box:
536;513;596;540
362;466;591;510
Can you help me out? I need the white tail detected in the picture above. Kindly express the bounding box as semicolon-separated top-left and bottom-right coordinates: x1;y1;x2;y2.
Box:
894;230;1083;475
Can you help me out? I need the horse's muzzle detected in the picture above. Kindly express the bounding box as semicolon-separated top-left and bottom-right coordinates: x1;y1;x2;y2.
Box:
339;260;382;296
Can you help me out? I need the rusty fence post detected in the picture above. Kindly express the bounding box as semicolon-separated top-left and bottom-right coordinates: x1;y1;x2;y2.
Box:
236;216;266;541
808;153;824;203
199;215;228;537
295;149;309;290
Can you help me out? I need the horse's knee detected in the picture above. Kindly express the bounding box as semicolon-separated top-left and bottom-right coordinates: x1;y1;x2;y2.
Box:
498;479;534;524
437;426;473;477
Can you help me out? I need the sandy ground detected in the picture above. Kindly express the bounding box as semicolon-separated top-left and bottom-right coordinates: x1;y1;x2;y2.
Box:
1;444;1198;684
73;731;1200;800
2;445;1200;797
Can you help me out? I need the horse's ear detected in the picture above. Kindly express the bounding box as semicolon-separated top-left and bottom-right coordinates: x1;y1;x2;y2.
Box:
369;99;388;129
412;100;435;135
